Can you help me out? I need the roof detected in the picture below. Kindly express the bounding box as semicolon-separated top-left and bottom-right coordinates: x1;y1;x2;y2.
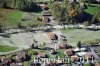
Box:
38;53;46;58
42;11;52;16
77;52;86;56
74;47;86;52
49;32;55;36
71;55;78;61
16;52;26;60
95;64;100;66
48;32;55;40
65;49;74;56
85;52;92;59
1;57;11;64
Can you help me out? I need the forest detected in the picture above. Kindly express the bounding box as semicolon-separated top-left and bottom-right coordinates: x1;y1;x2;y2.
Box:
0;0;42;12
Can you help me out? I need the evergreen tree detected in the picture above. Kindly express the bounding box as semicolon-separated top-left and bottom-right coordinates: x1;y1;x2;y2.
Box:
50;1;61;20
0;23;3;33
77;41;82;48
17;22;22;28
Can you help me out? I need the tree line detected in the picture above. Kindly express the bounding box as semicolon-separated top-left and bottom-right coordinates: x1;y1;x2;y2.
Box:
49;0;100;25
0;0;42;12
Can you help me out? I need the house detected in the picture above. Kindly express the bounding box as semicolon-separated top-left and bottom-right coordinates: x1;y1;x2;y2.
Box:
77;52;87;56
71;55;78;62
50;48;57;54
16;51;26;62
59;44;65;49
59;44;68;49
48;32;58;41
38;2;48;11
42;11;52;23
84;52;93;60
65;49;75;56
95;63;100;66
74;47;86;52
1;57;12;66
49;32;56;40
37;53;47;58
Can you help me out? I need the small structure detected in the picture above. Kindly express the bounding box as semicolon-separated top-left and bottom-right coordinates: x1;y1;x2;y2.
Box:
16;51;26;62
85;52;93;60
49;32;56;40
95;63;100;66
71;55;78;62
65;49;75;56
77;52;87;56
74;47;86;52
0;57;12;66
42;11;52;23
37;53;47;58
51;48;57;54
59;44;68;49
39;3;49;10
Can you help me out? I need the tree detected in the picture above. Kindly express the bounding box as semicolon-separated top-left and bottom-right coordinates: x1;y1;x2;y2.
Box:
87;0;91;6
17;0;42;12
50;2;61;20
13;0;17;9
63;0;69;8
96;4;100;21
67;3;78;24
77;41;82;48
0;0;42;12
0;0;7;8
17;22;22;28
0;23;3;33
31;43;34;49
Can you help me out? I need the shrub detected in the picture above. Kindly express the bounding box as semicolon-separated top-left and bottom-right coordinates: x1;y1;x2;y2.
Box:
33;50;38;55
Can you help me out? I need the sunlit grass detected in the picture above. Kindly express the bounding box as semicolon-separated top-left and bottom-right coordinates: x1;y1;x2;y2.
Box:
0;45;17;52
61;28;100;46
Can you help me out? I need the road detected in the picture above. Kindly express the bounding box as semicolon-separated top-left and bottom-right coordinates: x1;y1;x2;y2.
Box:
90;47;100;61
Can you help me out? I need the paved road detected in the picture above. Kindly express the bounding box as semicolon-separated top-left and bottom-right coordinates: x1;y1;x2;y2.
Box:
90;47;100;61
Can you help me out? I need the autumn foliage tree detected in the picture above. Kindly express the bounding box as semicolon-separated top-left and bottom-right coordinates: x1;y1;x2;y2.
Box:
67;4;77;17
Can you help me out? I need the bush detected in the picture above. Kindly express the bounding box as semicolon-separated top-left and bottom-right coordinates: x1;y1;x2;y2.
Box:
33;50;38;55
17;22;22;28
31;43;34;49
0;0;42;12
77;41;82;48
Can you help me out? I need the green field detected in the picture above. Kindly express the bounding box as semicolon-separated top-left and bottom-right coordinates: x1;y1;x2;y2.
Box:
85;4;99;15
4;10;38;28
0;45;17;52
61;28;100;46
57;49;65;58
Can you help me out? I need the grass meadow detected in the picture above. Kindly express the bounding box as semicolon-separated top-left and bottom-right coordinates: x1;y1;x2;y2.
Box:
61;28;100;46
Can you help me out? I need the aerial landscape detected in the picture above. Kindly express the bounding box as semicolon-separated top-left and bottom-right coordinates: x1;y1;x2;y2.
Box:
0;0;100;66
